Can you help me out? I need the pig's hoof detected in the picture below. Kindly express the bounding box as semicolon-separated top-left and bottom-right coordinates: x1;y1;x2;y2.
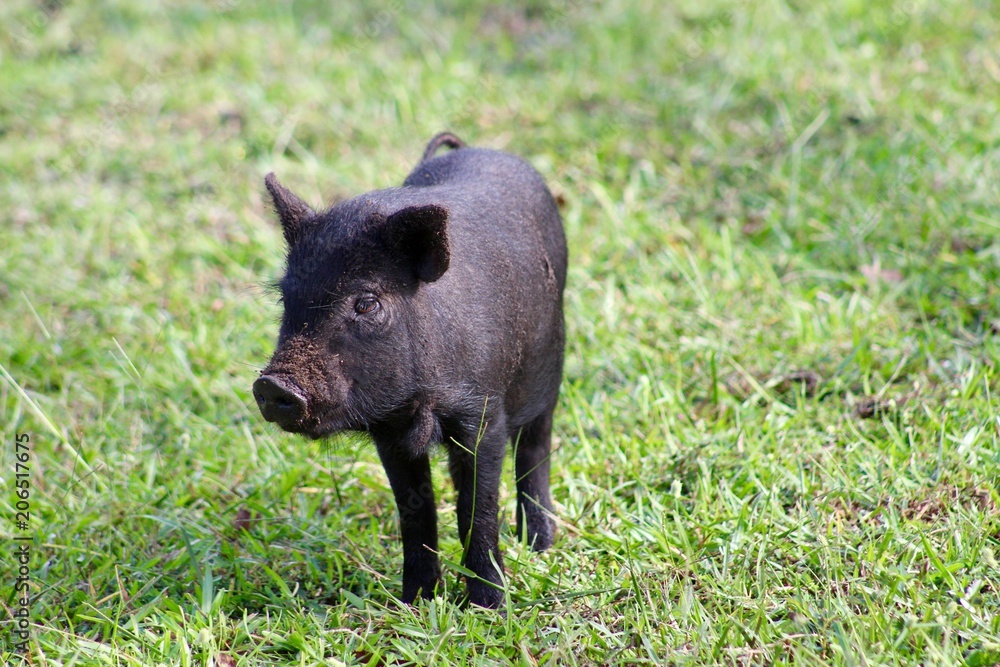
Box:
521;514;555;551
402;580;440;605
466;580;505;610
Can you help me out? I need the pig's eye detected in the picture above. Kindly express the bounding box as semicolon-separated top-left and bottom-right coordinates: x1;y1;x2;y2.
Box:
354;296;380;315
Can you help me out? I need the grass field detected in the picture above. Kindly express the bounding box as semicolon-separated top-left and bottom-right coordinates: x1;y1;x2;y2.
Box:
2;0;1000;664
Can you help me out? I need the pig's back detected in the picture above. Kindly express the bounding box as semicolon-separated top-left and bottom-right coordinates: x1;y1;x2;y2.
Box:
403;148;567;291
401;148;567;424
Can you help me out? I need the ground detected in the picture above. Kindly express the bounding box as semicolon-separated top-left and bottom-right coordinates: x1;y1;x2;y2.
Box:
1;0;999;665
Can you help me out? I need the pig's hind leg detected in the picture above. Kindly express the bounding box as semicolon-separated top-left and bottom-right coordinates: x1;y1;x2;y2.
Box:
514;408;556;551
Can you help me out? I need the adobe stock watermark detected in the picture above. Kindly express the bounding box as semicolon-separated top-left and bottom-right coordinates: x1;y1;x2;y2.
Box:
6;3;74;54
9;432;33;656
281;0;406;57
872;0;928;36
681;0;928;61
39;59;167;182
681;0;756;61
849;124;959;241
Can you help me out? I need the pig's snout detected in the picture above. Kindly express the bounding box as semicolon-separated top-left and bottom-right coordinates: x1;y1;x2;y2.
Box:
253;375;307;428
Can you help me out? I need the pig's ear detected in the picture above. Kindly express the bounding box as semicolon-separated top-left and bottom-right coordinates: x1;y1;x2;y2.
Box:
265;173;315;246
385;204;450;282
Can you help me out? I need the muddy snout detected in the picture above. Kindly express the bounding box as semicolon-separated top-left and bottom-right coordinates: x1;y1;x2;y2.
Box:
253;375;308;429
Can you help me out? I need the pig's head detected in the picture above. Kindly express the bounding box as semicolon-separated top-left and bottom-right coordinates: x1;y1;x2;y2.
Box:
253;173;450;439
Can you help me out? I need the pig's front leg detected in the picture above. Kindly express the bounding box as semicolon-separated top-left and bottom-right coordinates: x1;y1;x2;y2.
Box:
373;436;440;603
447;411;507;609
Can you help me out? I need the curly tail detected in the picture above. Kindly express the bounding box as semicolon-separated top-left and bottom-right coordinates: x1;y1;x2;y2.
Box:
420;132;466;164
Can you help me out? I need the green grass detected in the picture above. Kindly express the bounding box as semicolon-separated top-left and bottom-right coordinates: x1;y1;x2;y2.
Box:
2;0;1000;664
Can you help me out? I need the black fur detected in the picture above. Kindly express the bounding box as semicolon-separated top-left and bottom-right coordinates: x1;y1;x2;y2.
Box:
253;134;567;609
